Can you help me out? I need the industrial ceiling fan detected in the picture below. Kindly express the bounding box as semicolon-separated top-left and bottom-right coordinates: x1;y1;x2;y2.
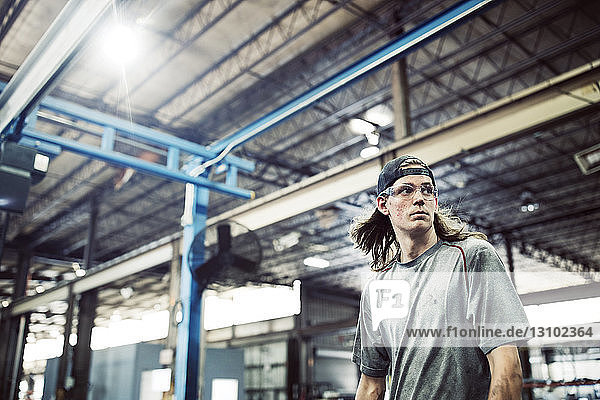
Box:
187;220;263;290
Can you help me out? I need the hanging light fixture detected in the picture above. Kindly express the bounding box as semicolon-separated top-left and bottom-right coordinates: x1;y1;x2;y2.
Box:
348;118;376;135
360;146;380;159
364;104;394;127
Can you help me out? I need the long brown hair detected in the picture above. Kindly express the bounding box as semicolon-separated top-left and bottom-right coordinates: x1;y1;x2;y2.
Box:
349;206;487;271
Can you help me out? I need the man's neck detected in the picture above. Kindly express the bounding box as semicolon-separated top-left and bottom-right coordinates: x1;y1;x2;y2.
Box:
397;228;438;263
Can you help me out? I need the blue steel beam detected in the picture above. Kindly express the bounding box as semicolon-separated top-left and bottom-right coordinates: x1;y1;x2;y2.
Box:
1;82;255;197
1;80;255;198
209;0;496;154
38;95;254;172
20;127;255;199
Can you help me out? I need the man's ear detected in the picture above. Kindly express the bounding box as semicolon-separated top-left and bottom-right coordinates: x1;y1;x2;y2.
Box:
376;196;389;215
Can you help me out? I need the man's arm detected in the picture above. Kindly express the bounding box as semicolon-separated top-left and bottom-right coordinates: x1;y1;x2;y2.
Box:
355;373;386;400
486;345;523;400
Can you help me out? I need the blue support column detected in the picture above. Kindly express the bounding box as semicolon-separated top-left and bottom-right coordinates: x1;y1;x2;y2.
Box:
226;165;238;187
101;127;115;151
167;147;180;171
175;184;208;400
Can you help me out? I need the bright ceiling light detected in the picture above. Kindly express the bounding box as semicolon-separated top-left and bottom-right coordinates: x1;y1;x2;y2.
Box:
35;285;45;294
365;104;394;127
303;256;330;269
75;268;86;277
102;24;138;66
360;146;380;159
34;154;50;172
520;203;539;213
348;118;376;135
120;287;133;299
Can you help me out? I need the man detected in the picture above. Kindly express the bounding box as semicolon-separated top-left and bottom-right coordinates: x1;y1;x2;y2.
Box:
350;155;529;400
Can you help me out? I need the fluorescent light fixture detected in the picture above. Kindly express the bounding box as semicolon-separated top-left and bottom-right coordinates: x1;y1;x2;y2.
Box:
574;143;600;175
304;256;330;268
360;146;380;159
348;118;376;135
365;104;393;126
33;153;49;172
273;231;301;251
315;348;353;359
102;24;138;65
525;297;600;326
212;378;238;400
69;333;77;346
151;368;172;392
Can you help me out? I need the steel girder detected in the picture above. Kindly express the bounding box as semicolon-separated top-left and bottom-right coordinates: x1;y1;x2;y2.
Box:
157;0;355;125
192;0;410;141
410;1;600;131
0;0;28;48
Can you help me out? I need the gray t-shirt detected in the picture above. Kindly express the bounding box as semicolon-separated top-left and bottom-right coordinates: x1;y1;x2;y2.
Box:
352;238;530;399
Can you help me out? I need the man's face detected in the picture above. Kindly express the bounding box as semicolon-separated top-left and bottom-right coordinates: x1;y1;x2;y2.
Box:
376;167;438;235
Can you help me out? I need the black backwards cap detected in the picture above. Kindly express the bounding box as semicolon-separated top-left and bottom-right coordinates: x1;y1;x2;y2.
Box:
377;155;436;196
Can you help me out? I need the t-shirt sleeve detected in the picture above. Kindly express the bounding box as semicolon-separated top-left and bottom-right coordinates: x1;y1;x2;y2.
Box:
465;240;531;354
352;283;390;377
